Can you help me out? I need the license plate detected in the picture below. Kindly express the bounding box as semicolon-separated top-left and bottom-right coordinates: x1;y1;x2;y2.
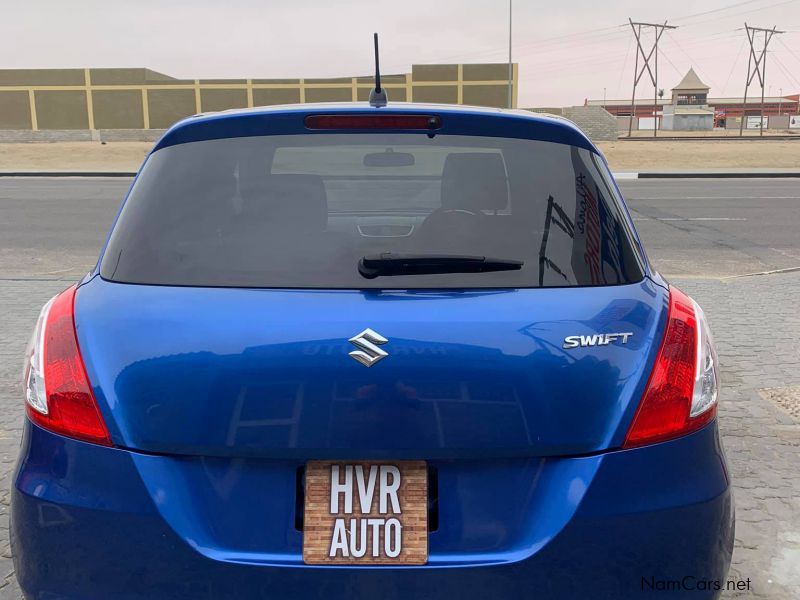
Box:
303;460;428;565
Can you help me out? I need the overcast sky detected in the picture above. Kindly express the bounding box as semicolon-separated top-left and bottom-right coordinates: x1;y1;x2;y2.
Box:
5;0;800;106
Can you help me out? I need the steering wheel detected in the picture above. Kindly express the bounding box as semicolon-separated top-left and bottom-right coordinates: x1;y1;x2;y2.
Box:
418;208;484;241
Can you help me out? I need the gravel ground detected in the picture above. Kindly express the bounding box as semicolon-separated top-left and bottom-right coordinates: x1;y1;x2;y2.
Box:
1;139;800;173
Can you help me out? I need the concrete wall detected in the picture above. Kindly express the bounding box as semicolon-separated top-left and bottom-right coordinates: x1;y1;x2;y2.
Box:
0;64;518;132
147;89;195;129
409;63;515;107
616;116;638;131
0;69;85;86
0;129;164;142
35;90;89;129
769;115;791;129
413;85;459;104
561;106;619;141
93;90;144;129
526;107;563;116
0;91;31;129
200;88;248;111
253;88;302;106
668;114;714;131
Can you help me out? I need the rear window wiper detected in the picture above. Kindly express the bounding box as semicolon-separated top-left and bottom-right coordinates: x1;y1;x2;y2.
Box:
358;253;524;279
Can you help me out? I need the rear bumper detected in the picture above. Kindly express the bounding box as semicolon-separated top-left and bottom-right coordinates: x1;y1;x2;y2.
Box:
12;421;733;600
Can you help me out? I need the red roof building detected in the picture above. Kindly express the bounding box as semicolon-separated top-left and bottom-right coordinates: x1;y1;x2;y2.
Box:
586;68;799;127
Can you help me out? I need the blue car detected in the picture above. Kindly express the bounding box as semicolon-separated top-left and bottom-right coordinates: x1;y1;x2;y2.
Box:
12;103;733;599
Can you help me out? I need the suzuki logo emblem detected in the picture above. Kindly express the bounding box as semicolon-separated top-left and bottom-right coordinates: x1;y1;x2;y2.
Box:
348;328;389;367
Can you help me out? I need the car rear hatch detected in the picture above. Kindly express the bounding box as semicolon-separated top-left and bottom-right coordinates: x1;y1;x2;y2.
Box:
76;277;665;458
74;108;665;565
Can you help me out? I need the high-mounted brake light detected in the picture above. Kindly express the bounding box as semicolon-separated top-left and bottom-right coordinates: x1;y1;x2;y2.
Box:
623;286;719;448
305;114;441;130
23;286;112;446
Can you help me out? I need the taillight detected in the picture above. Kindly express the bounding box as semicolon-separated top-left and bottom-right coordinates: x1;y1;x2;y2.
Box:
305;114;441;130
23;285;112;446
623;286;719;448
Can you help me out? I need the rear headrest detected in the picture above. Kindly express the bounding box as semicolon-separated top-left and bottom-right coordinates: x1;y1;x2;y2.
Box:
240;174;328;232
441;152;509;212
166;161;237;225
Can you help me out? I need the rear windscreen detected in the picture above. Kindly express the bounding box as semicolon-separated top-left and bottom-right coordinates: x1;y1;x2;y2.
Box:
100;134;644;288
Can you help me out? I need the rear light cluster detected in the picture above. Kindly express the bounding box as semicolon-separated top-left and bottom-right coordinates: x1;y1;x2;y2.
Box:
305;114;441;130
624;286;719;448
23;285;112;446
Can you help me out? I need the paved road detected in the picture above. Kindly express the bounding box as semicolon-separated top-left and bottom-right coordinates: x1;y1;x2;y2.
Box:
1;178;799;598
1;177;799;280
621;179;800;279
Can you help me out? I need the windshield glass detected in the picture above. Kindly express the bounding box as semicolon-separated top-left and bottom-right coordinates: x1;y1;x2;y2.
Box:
100;134;644;288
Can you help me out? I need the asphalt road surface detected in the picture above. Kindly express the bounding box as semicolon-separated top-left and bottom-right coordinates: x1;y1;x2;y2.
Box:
622;178;800;279
1;178;799;599
0;177;799;280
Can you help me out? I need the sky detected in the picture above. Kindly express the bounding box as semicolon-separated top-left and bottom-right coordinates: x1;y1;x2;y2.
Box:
4;0;800;106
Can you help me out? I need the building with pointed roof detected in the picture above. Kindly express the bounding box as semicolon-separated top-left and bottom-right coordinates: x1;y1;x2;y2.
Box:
671;67;710;106
661;68;714;130
672;68;709;90
586;66;799;131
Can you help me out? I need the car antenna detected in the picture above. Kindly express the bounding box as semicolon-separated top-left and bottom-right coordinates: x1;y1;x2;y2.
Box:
368;33;388;107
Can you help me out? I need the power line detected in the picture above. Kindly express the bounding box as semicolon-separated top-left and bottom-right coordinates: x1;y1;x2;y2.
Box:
659;46;684;77
770;55;799;89
777;37;800;65
393;0;788;70
518;49;631;79
678;0;800;29
665;31;722;90
393;2;800;107
772;53;800;88
393;24;628;67
672;0;773;23
660;31;740;50
517;43;630;68
617;36;634;96
738;24;784;136
510;24;628;51
722;38;747;94
484;28;630;61
626;19;678;137
395;0;795;68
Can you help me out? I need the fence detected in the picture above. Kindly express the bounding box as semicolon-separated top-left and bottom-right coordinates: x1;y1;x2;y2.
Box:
0;64;519;131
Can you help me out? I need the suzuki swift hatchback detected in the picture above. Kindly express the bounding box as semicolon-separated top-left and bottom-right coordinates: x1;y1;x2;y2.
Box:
12;104;733;599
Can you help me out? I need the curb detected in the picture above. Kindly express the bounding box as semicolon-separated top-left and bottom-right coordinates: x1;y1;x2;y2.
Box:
617;136;800;141
0;172;137;177
1;171;799;179
616;172;800;179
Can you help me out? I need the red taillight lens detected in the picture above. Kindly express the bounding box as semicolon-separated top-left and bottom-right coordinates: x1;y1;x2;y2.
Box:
623;286;718;448
24;285;112;446
305;114;441;130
